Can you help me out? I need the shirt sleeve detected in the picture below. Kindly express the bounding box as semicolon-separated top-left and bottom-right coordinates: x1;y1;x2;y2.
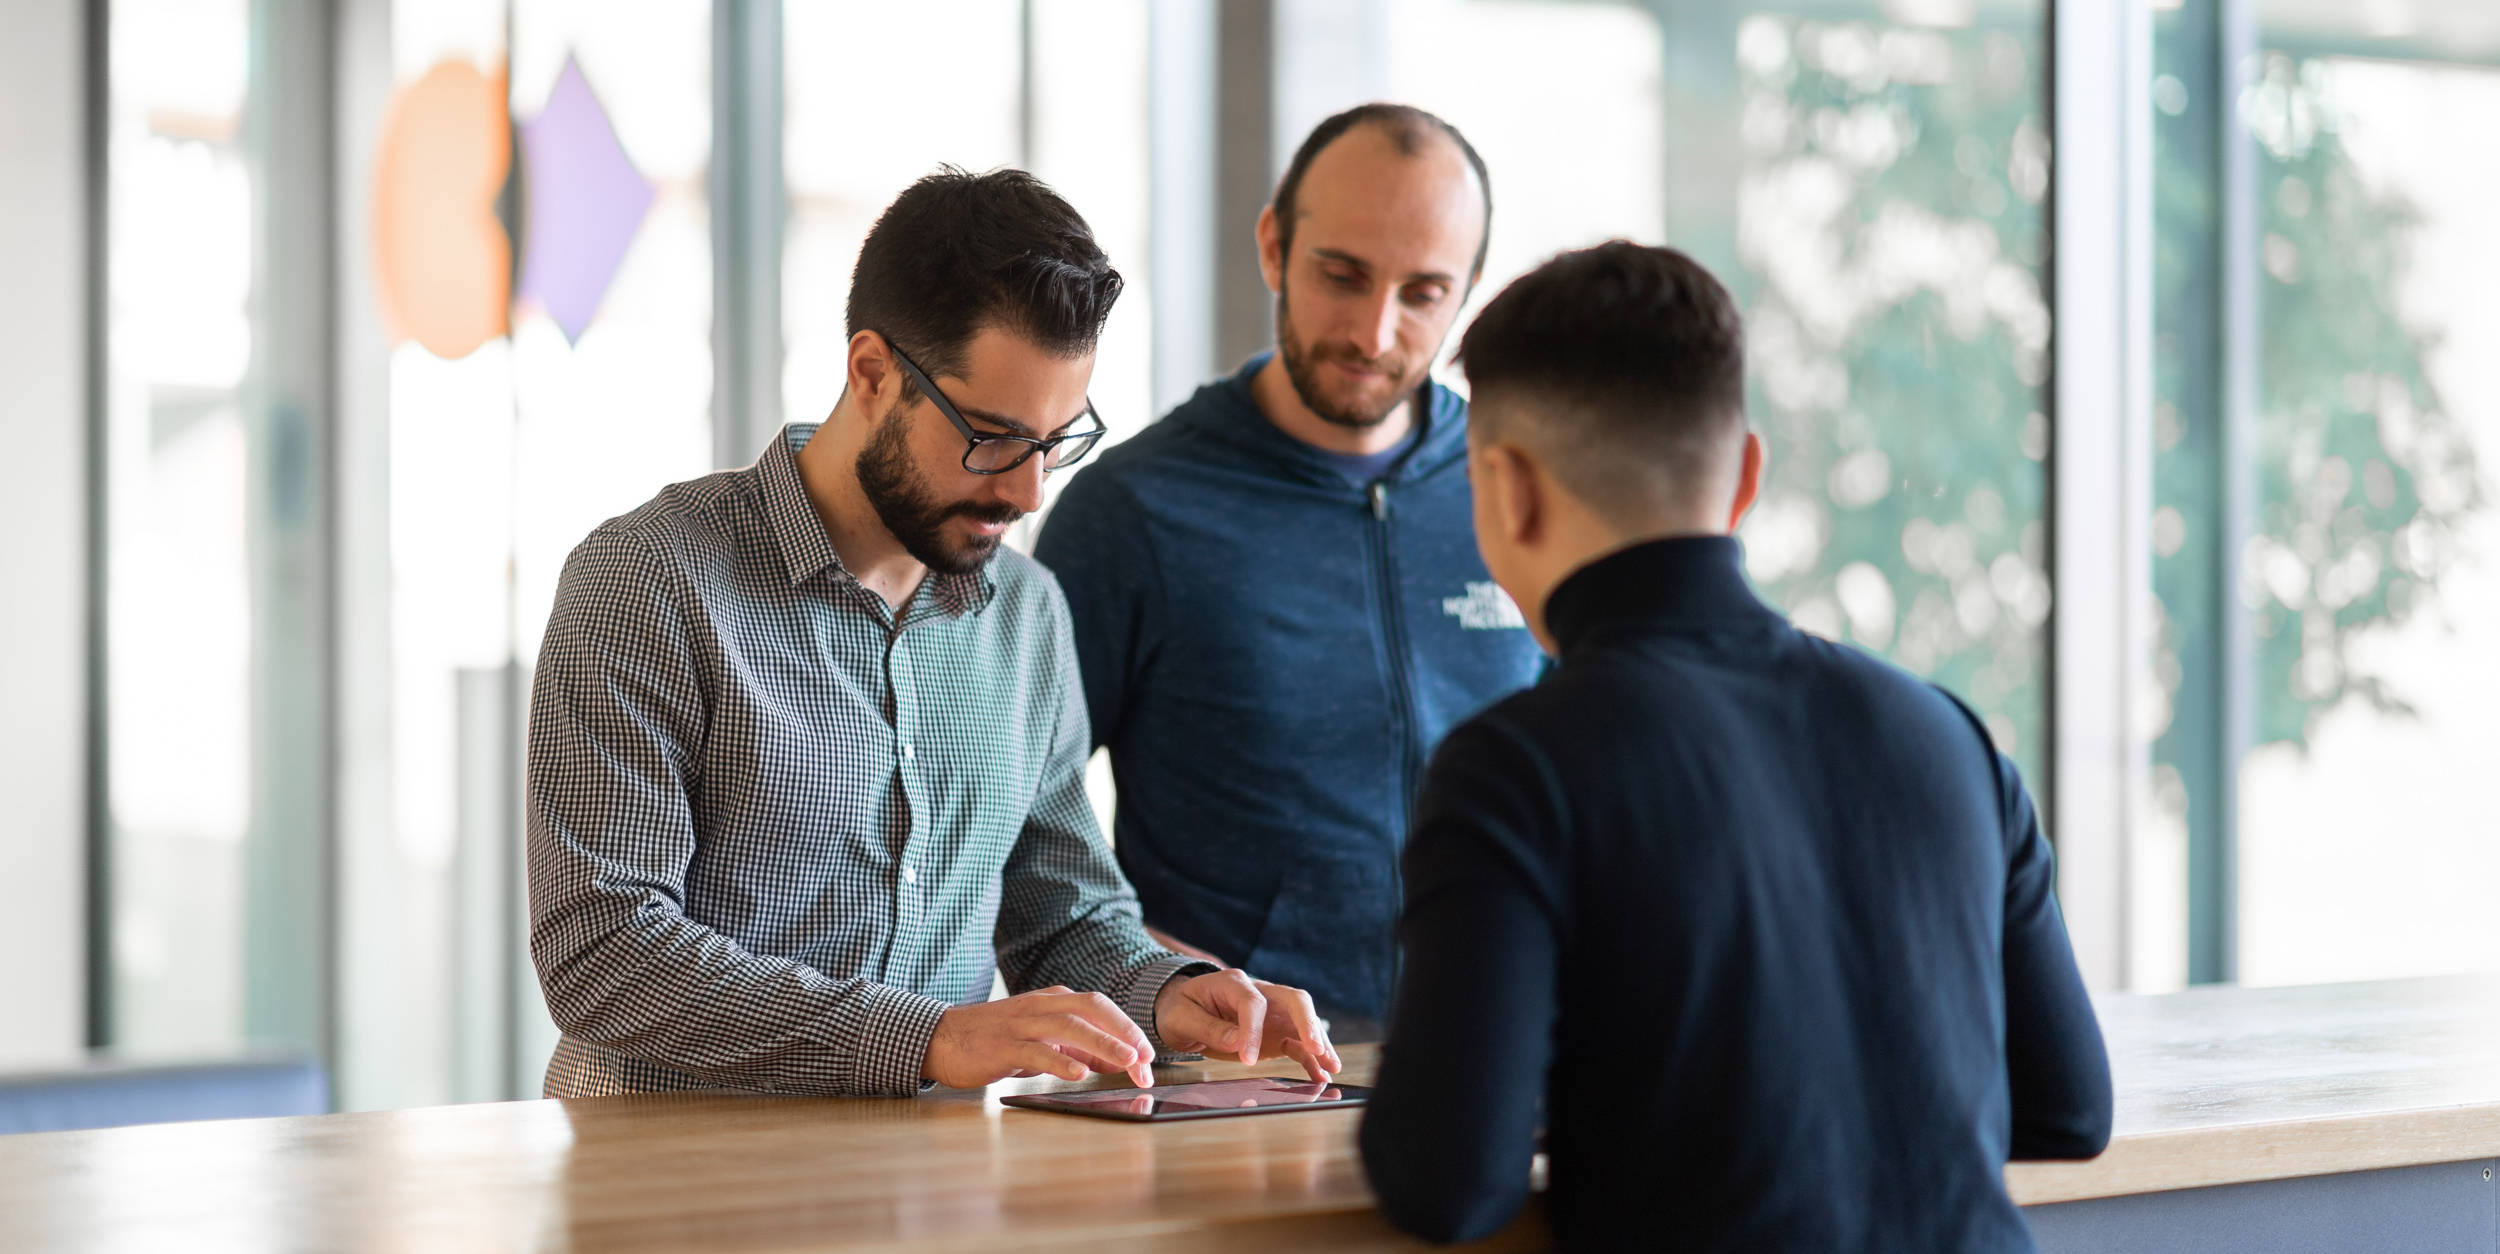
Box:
1360;718;1561;1244
526;527;949;1097
1997;752;2116;1159
1030;466;1163;753
991;577;1213;1055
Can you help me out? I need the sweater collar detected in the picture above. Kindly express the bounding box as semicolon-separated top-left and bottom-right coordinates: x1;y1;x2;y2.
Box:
1543;535;1784;657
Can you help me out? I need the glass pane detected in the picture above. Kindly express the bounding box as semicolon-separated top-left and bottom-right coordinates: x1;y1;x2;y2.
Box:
1389;1;2051;787
104;0;257;1055
341;0;714;1110
1029;0;1154;516
2150;2;2500;990
347;0;518;1111
509;0;715;663
781;0;1023;439
2229;46;2500;986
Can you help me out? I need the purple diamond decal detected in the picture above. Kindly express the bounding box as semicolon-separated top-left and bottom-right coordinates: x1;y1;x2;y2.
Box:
515;55;654;344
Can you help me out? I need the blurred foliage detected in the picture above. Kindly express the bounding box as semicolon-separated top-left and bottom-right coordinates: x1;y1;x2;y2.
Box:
2226;54;2478;748
2148;36;2482;809
1732;16;2052;785
1731;15;2479;798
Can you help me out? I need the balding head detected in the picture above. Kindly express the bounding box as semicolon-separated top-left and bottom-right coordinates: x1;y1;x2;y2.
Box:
1254;104;1492;435
1270;103;1491;278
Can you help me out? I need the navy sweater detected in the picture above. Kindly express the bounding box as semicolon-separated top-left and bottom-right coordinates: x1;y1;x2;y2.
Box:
1034;356;1545;1018
1360;537;2112;1251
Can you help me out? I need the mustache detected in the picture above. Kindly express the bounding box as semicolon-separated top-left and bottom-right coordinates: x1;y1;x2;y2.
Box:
947;500;1024;527
1310;341;1405;375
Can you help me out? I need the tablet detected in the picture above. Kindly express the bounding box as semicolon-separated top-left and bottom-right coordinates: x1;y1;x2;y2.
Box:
999;1076;1371;1122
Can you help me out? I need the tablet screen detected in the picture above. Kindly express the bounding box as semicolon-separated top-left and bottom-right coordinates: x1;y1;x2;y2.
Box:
999;1077;1371;1122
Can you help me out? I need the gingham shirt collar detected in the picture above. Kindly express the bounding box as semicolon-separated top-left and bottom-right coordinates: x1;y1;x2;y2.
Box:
756;422;996;618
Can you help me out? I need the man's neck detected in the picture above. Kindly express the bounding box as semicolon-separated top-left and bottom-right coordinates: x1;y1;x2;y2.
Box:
1249;354;1415;457
794;413;927;613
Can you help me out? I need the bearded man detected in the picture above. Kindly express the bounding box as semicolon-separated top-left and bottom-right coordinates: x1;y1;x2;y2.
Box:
1035;106;1544;1027
526;168;1340;1097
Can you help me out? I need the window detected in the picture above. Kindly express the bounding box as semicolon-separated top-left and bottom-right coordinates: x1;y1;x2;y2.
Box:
780;1;1022;438
342;0;715;1108
102;0;265;1055
2145;0;2500;989
1379;0;2052;787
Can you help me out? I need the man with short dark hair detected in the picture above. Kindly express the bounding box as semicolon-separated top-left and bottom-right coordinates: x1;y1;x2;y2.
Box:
1359;241;2111;1249
1035;105;1544;1025
527;168;1340;1098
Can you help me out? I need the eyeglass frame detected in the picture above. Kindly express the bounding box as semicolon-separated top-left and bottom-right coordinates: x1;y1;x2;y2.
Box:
881;337;1106;476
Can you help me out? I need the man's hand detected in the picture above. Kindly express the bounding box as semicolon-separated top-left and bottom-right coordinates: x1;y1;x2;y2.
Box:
922;986;1157;1089
1154;969;1344;1082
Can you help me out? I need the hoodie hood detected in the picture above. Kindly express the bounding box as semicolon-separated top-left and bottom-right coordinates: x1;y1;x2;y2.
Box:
1158;352;1473;491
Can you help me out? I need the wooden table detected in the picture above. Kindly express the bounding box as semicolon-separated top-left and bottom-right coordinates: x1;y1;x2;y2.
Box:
0;1048;1538;1252
4;975;2498;1251
2010;973;2500;1207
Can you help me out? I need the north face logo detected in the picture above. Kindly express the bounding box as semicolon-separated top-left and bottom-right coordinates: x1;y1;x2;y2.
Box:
1441;581;1526;630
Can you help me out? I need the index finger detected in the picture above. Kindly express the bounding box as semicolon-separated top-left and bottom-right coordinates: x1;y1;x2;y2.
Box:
1044;991;1154;1065
1258;984;1340;1076
1208;973;1269;1065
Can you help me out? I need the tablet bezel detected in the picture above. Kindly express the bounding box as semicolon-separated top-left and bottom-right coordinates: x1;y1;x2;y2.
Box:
997;1078;1373;1122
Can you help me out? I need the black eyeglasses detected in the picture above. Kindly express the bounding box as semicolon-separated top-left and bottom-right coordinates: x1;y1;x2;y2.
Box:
884;340;1106;475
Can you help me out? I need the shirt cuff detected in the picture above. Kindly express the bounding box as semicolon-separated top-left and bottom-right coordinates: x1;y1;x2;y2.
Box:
835;982;954;1096
1122;955;1222;1059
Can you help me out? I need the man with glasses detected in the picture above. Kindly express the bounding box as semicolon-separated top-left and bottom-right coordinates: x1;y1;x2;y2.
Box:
526;167;1340;1098
1036;105;1545;1027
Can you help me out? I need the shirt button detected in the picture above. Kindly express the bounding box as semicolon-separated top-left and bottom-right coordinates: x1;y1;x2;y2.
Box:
901;743;916;760
901;865;919;886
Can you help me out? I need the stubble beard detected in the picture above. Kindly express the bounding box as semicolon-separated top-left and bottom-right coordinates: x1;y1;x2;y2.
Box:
854;402;1021;577
1275;277;1426;431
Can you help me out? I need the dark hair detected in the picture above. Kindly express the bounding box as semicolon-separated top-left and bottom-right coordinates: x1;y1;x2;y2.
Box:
1458;241;1747;516
1271;103;1492;279
845;166;1124;405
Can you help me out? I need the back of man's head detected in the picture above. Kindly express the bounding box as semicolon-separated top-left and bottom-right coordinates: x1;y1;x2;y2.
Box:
1459;241;1748;529
846;166;1123;405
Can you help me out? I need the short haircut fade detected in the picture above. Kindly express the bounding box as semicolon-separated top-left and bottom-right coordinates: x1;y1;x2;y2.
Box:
1458;241;1747;518
845;166;1123;405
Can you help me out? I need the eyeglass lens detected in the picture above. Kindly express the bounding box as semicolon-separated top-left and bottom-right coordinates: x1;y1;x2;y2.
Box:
965;428;1103;474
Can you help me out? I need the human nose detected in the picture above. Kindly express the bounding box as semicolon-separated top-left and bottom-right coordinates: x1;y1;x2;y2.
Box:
1352;289;1399;360
994;450;1047;514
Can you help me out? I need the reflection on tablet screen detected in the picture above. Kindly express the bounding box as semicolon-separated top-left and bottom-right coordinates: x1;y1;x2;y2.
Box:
1048;1078;1346;1112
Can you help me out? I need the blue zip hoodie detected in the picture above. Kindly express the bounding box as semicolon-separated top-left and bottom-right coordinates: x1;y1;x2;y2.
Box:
1034;354;1546;1018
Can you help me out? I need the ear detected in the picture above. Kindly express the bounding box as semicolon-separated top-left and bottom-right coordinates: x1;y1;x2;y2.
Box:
1727;431;1766;531
846;330;900;417
1481;441;1542;549
1255;203;1285;295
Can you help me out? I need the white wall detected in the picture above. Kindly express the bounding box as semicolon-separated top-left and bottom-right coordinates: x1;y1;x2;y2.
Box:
0;0;89;1063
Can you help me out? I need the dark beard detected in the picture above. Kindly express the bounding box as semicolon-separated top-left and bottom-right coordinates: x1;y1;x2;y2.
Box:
854;402;1021;576
1276;275;1420;430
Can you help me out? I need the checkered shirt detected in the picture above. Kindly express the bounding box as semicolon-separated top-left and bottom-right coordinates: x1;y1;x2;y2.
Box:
526;424;1213;1098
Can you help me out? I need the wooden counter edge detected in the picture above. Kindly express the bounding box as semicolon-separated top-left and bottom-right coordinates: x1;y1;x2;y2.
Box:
2006;1100;2500;1206
944;1202;1552;1253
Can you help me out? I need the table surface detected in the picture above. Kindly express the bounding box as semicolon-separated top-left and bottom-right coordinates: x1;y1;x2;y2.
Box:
5;975;2498;1249
2005;972;2500;1204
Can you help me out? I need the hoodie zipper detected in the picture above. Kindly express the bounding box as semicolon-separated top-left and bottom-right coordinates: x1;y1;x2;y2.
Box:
1367;478;1420;1009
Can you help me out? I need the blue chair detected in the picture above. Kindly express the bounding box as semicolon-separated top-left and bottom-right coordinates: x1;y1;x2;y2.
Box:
0;1056;328;1135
